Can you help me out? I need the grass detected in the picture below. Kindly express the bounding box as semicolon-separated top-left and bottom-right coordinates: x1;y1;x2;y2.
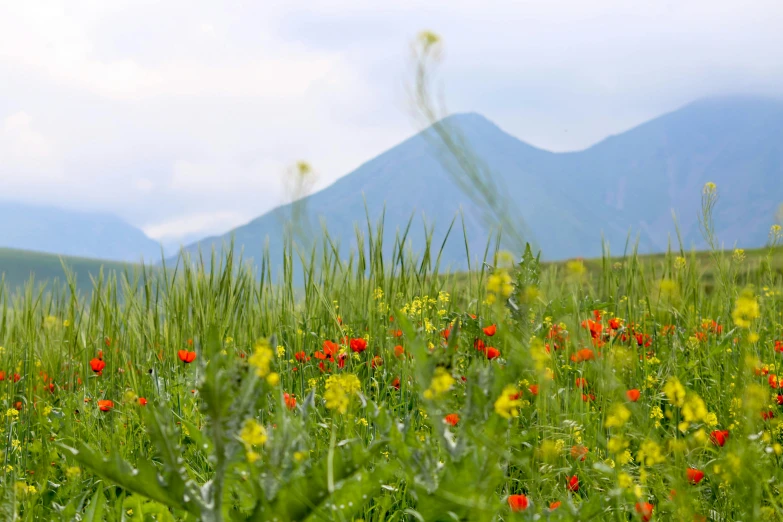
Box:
0;209;782;521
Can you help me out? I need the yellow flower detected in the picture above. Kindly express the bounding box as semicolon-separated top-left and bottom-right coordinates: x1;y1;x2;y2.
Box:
681;393;708;423
66;466;81;480
674;256;687;270
703;181;717;194
605;404;631;428
276;346;286;358
565;259;586;279
487;270;513;301
494;385;522;419
732;290;760;329
618;472;634;489
240;419;267;447
6;409;18;419
324;374;361;414
637;439;666;467
423;368;455;400
664;377;686;407
733;249;746;262
608;436;628;454
266;373;280;386
248;340;274;378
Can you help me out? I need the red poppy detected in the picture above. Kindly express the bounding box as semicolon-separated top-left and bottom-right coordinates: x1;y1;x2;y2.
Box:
444;413;460;426
350;338;367;353
391;377;400;390
441;328;451;340
98;400;114;412
138;397;148;406
549;501;561;510
567;475;579;492
608;318;622;330
14;401;22;410
483;324;497;337
635;332;652;348
710;429;729;447
0;371;4;381
762;410;775;420
507;494;528;512
575;377;588;388
294;351;310;362
570;445;588;461
528;384;539;396
581;319;603;339
474;339;486;352
178;350;196;363
486;347;500;360
686;468;704;484
581;393;595;402
284;393;296;410
776;340;783;353
394;345;405;358
89;358;106;373
626;389;641;402
571;349;595;363
371;355;383;368
97;350;104;359
392;329;403;338
635;502;654;521
13;373;20;383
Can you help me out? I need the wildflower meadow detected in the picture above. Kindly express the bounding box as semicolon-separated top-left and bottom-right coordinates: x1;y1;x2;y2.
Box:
1;181;783;521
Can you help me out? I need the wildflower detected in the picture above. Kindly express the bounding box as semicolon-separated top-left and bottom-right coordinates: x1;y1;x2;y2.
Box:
350;338;367;353
575;377;588;388
284;393;296;410
487;269;513;303
494;385;522;419
549;501;561;510
423;368;455;399
528;384;539;395
323;374;361;414
248;341;274;377
394;345;405;357
664;377;686;407
391;377;400;390
65;466;81;480
483;324;497;336
687;468;705;484
626;389;641;402
570;445;588;461
89;358;105;373
567;475;579;492
240;419;267;447
637;439;666;466
486;347;501;360
608;317;622;330
138;397;147;406
507;494;528;512
294;351;310;362
732;290;760;329
444;413;460;426
635;502;654;522
571;348;595;363
710;429;729;447
266;372;280;386
177;350;196;364
98;400;114;412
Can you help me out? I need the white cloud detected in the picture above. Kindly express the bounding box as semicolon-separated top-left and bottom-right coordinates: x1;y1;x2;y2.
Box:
0;0;782;242
143;211;252;242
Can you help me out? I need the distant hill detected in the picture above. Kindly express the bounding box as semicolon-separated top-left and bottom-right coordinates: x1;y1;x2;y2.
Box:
178;96;783;267
0;201;163;263
0;247;138;296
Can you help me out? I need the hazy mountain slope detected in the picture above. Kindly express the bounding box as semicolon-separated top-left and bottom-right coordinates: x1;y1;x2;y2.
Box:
179;97;783;268
0;202;163;263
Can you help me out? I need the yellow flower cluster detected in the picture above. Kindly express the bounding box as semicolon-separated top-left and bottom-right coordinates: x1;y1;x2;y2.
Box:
494;385;522;419
637;439;666;467
248;340;274;378
605;404;631;428
324;373;361;414
486;270;513;304
423;368;455;400
240;418;268;463
732;290;760;328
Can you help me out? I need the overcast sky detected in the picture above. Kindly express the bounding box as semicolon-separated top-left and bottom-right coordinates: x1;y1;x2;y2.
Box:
1;1;782;246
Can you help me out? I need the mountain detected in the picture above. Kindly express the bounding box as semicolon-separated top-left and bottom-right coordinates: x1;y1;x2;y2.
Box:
0;201;163;263
178;97;783;268
0;247;138;295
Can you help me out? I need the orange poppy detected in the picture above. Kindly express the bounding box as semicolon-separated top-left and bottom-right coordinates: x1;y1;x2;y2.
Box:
686;468;704;484
98;400;114;412
138;397;148;406
635;502;653;521
394;345;405;358
483;324;497;336
284;393;296;410
626;389;641;402
507;494;528;512
89;358;106;373
178;350;196;363
486;347;500;360
444;413;460;426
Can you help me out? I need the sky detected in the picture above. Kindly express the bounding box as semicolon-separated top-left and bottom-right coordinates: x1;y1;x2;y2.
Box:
1;0;782;247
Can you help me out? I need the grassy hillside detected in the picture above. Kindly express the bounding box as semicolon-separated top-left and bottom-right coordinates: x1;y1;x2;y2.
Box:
0;247;140;295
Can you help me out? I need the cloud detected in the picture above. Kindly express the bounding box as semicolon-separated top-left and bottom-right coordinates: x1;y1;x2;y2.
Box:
0;0;782;242
143;211;252;243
